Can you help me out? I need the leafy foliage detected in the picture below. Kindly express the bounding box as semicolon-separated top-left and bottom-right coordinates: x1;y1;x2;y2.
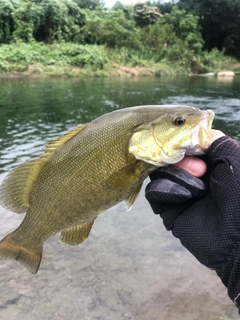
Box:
139;21;176;61
177;0;240;57
74;0;104;10
0;0;85;43
0;0;238;75
35;0;85;43
163;6;203;53
146;0;174;14
0;42;107;72
81;8;140;48
132;2;162;27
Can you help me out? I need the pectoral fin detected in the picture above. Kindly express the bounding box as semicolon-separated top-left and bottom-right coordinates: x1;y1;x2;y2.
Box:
125;183;143;211
60;219;96;246
105;166;139;189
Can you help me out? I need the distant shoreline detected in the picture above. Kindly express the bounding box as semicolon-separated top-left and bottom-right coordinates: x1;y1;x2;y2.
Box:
0;43;239;79
0;67;238;79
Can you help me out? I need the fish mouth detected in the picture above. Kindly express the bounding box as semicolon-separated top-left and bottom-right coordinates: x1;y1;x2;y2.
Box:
187;110;215;155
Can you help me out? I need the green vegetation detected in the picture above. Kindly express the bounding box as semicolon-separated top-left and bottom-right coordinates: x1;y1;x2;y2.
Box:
0;0;239;77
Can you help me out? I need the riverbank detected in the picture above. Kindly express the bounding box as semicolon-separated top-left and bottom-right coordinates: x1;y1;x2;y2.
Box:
0;63;191;78
0;42;239;78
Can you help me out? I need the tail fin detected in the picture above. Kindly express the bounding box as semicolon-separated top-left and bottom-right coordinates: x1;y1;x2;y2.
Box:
0;233;43;274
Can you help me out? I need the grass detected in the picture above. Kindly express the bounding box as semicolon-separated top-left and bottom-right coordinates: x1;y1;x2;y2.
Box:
0;42;238;77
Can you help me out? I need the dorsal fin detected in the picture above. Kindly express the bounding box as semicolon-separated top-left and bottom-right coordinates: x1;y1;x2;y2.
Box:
0;124;87;213
40;124;87;159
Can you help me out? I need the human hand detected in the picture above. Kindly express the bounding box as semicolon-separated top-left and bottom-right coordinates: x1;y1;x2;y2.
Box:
145;130;240;309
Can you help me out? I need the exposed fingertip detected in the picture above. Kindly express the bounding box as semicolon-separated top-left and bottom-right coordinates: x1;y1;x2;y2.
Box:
174;157;207;177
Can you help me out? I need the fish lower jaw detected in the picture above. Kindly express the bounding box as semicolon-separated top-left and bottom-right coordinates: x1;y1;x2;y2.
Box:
186;136;209;156
189;119;212;154
185;146;206;156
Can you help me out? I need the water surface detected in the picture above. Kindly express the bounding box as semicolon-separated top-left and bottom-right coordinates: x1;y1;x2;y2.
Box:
0;76;240;320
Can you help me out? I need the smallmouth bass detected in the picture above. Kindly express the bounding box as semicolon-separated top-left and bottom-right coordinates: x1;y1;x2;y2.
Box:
0;105;214;273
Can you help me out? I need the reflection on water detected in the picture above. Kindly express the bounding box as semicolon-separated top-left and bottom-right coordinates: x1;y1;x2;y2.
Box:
0;76;240;320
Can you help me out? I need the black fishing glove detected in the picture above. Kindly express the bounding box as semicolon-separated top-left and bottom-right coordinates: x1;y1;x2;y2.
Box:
145;136;240;311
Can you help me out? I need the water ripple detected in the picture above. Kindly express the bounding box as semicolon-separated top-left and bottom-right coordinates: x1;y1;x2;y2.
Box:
1;77;240;174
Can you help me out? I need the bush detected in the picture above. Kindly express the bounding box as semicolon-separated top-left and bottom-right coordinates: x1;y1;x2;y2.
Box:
139;21;177;62
164;6;203;54
81;8;140;49
0;42;108;71
0;0;85;44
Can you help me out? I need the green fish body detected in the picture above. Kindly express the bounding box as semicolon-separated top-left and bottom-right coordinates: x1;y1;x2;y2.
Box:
0;105;214;273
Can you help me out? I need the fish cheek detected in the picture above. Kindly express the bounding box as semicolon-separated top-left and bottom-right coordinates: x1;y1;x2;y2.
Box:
129;127;163;165
153;123;191;162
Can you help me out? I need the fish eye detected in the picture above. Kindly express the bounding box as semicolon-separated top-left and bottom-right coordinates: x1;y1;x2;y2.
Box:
173;116;186;126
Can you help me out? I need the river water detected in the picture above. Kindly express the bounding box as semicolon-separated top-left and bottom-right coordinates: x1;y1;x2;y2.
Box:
0;76;240;320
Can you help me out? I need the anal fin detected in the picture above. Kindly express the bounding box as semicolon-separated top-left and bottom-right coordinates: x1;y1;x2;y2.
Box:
60;219;96;246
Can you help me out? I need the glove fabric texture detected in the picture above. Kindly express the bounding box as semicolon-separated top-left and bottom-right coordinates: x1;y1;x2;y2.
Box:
145;136;240;310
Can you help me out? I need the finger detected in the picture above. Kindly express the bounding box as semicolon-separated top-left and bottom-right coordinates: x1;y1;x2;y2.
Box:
174;156;207;177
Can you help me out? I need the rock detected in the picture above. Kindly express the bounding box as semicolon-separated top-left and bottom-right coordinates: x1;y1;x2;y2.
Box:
217;71;235;77
189;72;215;77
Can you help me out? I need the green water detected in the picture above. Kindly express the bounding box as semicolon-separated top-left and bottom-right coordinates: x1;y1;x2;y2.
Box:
1;76;240;175
0;76;240;320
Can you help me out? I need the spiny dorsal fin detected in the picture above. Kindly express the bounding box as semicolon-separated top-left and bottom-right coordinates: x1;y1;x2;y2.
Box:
0;159;44;213
40;124;87;159
125;183;143;211
60;218;96;246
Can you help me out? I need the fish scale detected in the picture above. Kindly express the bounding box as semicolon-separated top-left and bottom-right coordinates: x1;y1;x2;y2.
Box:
0;105;214;273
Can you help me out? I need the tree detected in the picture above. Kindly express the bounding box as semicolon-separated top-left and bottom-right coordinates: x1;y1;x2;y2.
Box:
112;1;125;11
0;0;28;43
81;8;140;48
133;2;163;27
164;6;203;53
146;0;175;14
138;6;204;71
0;0;85;43
74;0;104;10
177;0;240;57
35;0;85;43
139;20;177;61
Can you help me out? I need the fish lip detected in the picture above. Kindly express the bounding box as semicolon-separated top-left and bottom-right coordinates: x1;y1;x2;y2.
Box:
186;110;215;155
204;109;215;132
